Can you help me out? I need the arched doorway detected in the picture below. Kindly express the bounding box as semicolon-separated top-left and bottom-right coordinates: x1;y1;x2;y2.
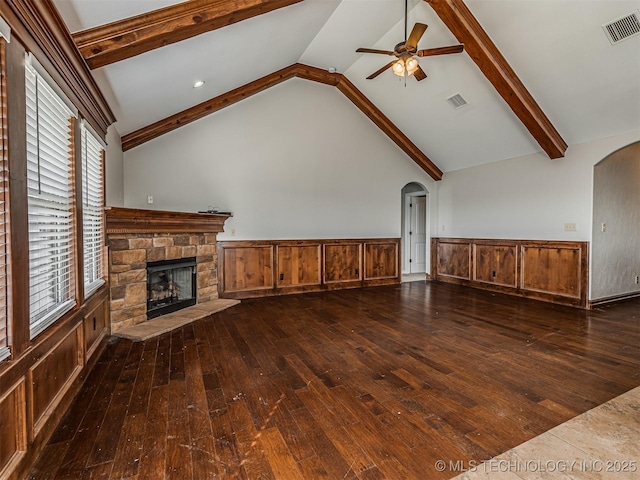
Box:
401;182;429;280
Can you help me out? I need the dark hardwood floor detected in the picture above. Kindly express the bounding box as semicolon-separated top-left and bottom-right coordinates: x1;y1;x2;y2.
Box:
28;282;640;480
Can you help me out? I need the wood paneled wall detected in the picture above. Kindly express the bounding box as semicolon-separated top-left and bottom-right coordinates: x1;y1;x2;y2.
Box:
0;288;109;480
218;239;400;299
0;4;114;477
432;238;588;308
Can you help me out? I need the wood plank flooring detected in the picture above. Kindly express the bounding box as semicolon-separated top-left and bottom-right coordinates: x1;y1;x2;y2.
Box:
28;282;640;479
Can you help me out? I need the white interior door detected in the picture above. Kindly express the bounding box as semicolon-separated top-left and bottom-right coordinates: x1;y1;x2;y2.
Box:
409;195;427;273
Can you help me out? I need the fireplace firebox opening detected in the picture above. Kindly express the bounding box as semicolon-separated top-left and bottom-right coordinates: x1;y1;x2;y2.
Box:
147;257;197;319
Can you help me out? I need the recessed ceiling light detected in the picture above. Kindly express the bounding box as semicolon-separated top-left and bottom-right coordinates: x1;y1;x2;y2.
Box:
193;80;205;88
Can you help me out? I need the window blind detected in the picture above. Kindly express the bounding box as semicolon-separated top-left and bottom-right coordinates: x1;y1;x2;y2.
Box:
81;122;105;298
0;39;9;361
26;62;77;339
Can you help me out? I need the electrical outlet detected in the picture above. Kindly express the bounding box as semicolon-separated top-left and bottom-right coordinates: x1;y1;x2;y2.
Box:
230;228;236;236
601;223;606;232
635;275;639;285
147;195;154;204
564;222;577;232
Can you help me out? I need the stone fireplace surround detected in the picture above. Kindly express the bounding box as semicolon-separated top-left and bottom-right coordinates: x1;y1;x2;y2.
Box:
105;207;231;332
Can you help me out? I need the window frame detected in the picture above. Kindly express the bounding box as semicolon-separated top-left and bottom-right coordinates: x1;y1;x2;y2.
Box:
25;57;78;339
0;38;10;361
81;120;106;298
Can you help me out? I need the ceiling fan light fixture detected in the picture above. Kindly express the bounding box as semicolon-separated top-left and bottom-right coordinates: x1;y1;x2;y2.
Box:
392;60;406;76
356;0;462;81
406;57;419;75
392;57;419;78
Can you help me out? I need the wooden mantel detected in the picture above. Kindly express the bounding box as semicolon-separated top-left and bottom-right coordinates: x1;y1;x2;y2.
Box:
105;207;231;234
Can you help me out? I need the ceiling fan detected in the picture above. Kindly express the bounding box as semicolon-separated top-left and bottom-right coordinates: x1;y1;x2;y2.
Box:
356;0;464;81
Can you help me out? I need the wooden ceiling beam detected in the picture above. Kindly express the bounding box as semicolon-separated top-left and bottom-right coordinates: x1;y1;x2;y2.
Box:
121;63;443;181
121;64;299;151
426;0;567;159
73;0;304;69
335;76;442;180
3;0;115;136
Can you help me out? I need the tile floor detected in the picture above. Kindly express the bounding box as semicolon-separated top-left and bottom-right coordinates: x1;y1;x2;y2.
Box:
401;273;428;282
453;387;640;479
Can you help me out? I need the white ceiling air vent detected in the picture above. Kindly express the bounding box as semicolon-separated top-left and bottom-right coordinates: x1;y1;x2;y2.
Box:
446;93;468;110
602;10;640;45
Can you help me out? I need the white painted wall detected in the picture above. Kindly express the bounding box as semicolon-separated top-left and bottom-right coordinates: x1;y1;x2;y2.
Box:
591;141;640;301
436;129;640;300
436;130;640;241
123;78;437;241
105;124;124;206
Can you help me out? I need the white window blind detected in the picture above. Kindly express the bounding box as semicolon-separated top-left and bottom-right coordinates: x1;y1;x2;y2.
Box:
0;39;9;361
26;61;77;339
81;122;105;298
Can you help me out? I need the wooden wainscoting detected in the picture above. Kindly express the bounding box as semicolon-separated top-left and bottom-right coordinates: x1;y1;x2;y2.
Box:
221;244;275;294
435;241;471;280
432;238;588;308
277;244;322;289
323;242;362;285
0;287;110;480
218;239;400;299
0;379;26;477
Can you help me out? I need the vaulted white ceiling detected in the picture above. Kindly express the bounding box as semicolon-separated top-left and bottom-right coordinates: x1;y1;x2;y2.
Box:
54;0;640;173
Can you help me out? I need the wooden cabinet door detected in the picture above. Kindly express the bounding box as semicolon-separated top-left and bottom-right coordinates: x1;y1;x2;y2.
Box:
84;300;107;357
277;245;321;288
221;245;274;293
474;244;516;287
323;243;362;284
437;241;471;280
521;245;582;298
364;242;399;280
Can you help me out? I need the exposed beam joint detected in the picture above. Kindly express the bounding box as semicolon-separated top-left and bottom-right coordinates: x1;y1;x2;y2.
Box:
426;0;567;159
73;0;304;69
121;64;443;181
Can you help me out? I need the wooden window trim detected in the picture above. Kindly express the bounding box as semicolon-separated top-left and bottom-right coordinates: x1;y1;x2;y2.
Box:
0;38;10;361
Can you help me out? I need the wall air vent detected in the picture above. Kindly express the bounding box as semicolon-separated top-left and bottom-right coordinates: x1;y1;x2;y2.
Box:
602;10;640;45
446;93;468;110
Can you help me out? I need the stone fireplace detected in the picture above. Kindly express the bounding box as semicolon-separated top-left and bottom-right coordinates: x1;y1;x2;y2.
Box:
105;207;230;332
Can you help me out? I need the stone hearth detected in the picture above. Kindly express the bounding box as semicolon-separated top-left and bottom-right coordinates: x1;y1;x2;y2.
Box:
105;207;230;332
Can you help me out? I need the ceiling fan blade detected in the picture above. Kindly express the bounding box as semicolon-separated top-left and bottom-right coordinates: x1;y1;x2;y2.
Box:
356;48;396;56
417;45;464;57
413;65;427;81
366;61;396;80
406;23;428;50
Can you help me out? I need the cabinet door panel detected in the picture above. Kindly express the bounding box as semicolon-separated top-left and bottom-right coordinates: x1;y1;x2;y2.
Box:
494;246;516;286
474;244;516;287
365;242;398;280
277;245;321;287
474;245;494;283
521;246;582;298
222;246;274;292
437;242;470;279
323;244;361;283
31;327;82;432
84;301;107;356
0;381;25;472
